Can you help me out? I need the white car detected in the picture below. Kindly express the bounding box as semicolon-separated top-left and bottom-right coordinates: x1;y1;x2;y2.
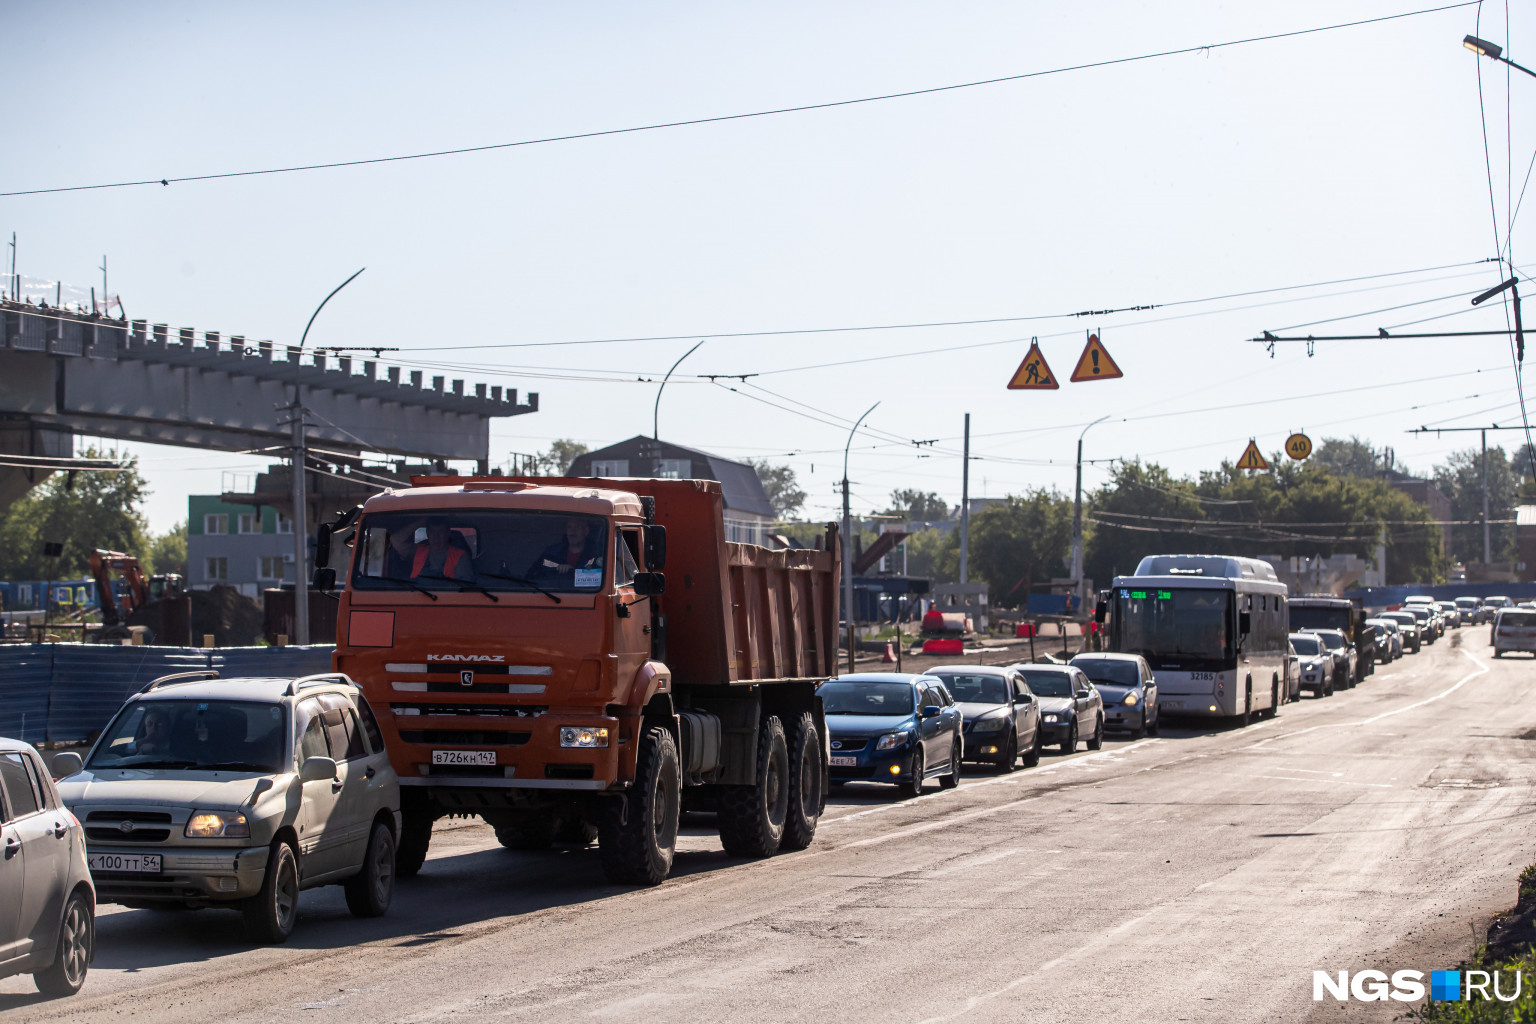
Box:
54;671;400;943
1491;608;1536;658
1288;633;1336;698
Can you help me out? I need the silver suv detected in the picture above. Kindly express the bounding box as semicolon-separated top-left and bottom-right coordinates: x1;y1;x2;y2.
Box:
1;738;95;997
54;672;400;943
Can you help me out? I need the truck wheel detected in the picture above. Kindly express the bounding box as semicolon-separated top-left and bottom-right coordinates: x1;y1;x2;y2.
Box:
779;711;821;852
396;799;434;878
719;715;789;858
554;815;599;848
494;814;556;851
242;840;299;943
343;820;396;918
599;724;680;885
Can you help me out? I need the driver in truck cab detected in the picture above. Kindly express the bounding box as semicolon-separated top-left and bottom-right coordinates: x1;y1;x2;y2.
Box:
387;516;476;582
531;516;606;580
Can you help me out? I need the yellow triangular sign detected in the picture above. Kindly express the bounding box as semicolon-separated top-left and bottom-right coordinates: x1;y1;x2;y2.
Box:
1070;332;1124;382
1007;340;1059;390
1236;439;1269;470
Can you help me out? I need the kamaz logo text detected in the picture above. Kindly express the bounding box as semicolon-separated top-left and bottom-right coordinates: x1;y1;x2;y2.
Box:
427;654;504;663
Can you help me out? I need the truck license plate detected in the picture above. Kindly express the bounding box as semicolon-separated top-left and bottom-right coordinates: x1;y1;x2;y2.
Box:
88;853;161;874
1161;701;1182;711
432;750;496;766
829;755;858;766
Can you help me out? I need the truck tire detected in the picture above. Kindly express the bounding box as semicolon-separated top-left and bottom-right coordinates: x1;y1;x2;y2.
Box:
494;814;556;851
396;798;434;878
718;715;790;858
554;815;599;848
779;711;821;852
598;724;680;885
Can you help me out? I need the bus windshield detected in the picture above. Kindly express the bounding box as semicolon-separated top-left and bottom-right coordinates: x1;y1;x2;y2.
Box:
1113;587;1235;667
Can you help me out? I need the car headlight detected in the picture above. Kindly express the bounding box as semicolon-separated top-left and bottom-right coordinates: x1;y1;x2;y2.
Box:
185;811;251;839
1042;713;1060;723
559;726;609;748
1121;691;1139;707
970;716;1007;733
875;731;910;751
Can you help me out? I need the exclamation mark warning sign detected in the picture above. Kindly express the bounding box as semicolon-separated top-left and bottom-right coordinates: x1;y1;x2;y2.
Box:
1070;332;1124;382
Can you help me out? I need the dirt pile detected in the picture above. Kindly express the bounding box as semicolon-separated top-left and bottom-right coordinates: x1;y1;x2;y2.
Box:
189;586;264;647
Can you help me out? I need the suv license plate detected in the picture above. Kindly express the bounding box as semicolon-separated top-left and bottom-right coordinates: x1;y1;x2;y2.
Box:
432;749;496;766
88;853;162;874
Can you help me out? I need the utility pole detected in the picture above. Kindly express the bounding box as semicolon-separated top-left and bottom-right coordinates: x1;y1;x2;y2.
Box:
960;414;971;584
1071;416;1109;614
7;233;15;301
842;402;879;673
1407;423;1528;568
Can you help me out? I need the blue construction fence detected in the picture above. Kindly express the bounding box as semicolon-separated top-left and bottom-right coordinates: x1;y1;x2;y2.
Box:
0;643;335;747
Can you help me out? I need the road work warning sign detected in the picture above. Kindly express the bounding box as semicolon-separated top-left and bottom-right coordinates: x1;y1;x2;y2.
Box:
1069;332;1123;382
1236;440;1269;470
1007;339;1059;390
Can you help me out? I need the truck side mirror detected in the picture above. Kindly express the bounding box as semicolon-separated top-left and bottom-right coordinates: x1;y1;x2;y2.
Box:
1239;611;1252;635
314;523;332;568
312;567;337;593
633;571;666;597
644;524;667;571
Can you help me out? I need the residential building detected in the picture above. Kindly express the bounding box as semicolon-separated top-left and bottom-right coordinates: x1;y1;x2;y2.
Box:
187;495;296;598
1383;469;1453;558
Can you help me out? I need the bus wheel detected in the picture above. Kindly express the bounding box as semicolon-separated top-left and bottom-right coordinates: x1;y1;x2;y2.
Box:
1262;679;1279;719
1238;682;1252;727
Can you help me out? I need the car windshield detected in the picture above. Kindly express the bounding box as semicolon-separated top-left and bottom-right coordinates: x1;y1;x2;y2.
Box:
1289;635;1322;655
931;673;1009;704
1018;670;1074;697
819;681;916;715
351;509;610;593
89;699;288;772
1314;633;1345;650
1072;660;1138;687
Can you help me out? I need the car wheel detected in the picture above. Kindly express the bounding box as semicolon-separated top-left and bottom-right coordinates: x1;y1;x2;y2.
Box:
1060;722;1077;756
1494;649;1503;658
1147;708;1159;737
343;820;396;919
1087;716;1103;750
717;715;788;860
940;740;961;789
899;747;924;798
1131;711;1146;740
1023;727;1043;768
996;731;1018;772
242;839;300;943
600;723;681;883
34;889;92;997
780;710;822;852
1321;674;1334;698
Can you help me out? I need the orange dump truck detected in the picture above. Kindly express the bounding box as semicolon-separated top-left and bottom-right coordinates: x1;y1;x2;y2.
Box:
317;475;840;885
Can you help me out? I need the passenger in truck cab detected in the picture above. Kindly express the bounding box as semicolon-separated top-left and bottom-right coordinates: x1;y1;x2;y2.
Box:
531;517;606;581
388;516;476;582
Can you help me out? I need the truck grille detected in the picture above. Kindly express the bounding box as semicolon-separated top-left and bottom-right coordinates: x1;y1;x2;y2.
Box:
397;730;531;745
391;704;546;718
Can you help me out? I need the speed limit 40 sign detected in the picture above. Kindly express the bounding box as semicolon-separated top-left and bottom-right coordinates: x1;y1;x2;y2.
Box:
1285;433;1313;460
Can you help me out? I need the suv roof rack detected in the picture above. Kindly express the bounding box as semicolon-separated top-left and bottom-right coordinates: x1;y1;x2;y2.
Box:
141;669;221;693
285;672;357;696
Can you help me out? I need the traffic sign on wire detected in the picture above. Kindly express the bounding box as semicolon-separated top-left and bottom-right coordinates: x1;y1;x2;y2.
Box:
1285;432;1313;460
1007;339;1059;390
1069;331;1124;382
1236;439;1269;471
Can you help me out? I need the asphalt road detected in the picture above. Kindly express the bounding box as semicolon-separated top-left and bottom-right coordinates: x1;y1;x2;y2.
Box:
3;632;1531;1022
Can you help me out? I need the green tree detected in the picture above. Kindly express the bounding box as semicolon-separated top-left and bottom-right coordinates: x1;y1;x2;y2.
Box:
1084;461;1207;586
900;527;957;583
1312;436;1395;479
748;460;807;520
533;439;590;476
1434;446;1518;562
966;489;1073;608
885;489;951;522
146;521;188;577
0;450;151;579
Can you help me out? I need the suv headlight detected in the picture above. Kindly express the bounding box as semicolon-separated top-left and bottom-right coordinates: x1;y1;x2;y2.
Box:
185;811;251;839
560;726;609;748
1121;691;1139;707
875;732;909;751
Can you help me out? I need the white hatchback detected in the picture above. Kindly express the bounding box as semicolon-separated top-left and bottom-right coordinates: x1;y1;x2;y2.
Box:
1491;608;1536;657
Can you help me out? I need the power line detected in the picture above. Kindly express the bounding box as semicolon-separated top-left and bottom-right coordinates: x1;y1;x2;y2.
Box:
1;4;1477;199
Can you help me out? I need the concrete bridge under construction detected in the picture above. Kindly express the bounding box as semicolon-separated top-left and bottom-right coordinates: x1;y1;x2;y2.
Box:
0;299;535;508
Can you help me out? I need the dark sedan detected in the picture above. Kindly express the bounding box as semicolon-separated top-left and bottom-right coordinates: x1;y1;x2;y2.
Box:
1011;665;1103;755
821;674;964;796
927;665;1042;771
1069;653;1159;738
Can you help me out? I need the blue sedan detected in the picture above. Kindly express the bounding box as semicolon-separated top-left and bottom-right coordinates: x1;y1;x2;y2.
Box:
820;673;964;796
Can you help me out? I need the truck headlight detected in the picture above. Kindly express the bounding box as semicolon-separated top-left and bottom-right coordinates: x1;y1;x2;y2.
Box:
875;732;909;751
970;716;1006;733
1122;692;1139;707
185;811;250;839
559;726;609;748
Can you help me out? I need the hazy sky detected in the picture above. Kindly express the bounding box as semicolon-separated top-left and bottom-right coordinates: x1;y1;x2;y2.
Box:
4;1;1533;526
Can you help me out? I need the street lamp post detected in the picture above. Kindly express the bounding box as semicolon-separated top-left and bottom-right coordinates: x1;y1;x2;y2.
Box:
1071;416;1110;614
843;402;879;674
653;339;706;439
1464;36;1536;80
289;267;365;646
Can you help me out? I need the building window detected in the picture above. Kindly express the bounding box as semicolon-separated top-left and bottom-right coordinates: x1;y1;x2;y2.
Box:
204;513;229;535
205;557;228;582
258;556;287;580
275;513;293;535
590;460;628;476
238;513;259;534
654;459;690;479
723;514;765;546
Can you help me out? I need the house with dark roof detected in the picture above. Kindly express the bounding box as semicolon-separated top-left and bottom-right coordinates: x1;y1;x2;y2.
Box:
566;437;776;545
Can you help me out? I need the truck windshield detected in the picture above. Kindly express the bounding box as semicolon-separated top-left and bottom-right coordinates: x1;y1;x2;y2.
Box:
1113;587;1235;667
350;510;609;593
1289;605;1352;631
89;700;288;772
